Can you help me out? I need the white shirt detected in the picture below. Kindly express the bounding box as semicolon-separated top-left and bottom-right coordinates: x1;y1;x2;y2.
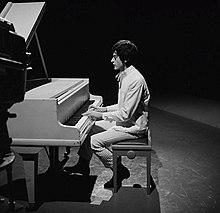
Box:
102;65;150;137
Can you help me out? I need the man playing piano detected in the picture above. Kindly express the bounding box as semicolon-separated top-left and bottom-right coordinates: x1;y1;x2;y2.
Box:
64;40;150;189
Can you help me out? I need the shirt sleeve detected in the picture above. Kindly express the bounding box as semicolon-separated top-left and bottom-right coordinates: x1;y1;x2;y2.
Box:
106;104;118;112
102;80;144;122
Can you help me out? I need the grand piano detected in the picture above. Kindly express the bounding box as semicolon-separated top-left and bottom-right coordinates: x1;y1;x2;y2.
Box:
8;78;103;168
1;2;103;169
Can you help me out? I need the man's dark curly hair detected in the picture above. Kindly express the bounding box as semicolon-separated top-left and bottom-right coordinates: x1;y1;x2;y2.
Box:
112;40;138;66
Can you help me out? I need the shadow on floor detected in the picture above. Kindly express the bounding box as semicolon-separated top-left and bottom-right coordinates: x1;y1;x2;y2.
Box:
36;186;161;213
0;178;28;201
0;181;160;213
0;170;98;212
36;171;97;205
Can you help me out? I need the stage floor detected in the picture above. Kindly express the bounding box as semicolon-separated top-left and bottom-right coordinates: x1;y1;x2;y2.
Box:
1;93;220;213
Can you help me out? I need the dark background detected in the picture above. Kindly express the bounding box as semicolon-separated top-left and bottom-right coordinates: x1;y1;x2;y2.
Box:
1;0;220;104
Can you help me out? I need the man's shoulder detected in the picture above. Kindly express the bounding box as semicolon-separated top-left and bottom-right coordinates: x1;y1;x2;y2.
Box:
132;68;145;82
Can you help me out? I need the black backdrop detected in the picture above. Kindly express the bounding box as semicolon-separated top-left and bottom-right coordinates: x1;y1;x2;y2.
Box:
1;0;219;104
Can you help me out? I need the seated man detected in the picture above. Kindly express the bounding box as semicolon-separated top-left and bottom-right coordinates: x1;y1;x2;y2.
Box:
64;39;150;188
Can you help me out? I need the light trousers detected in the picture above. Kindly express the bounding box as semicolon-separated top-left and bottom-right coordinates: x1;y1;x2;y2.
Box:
78;120;138;169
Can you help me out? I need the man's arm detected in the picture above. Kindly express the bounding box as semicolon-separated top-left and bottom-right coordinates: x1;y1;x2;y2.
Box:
102;80;144;122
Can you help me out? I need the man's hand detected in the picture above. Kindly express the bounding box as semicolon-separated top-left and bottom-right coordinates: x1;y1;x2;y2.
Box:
88;105;107;112
82;110;103;121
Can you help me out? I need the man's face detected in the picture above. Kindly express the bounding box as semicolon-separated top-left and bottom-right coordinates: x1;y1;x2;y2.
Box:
111;51;124;71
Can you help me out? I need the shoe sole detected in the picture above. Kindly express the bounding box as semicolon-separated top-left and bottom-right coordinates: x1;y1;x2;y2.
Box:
63;167;90;176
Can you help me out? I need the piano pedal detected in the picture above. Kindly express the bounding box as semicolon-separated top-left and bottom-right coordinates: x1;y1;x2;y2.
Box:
64;147;71;159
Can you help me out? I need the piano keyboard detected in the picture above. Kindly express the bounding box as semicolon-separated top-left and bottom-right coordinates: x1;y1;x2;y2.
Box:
65;100;95;126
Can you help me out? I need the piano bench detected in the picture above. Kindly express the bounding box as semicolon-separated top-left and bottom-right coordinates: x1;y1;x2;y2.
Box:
112;137;152;194
11;146;44;210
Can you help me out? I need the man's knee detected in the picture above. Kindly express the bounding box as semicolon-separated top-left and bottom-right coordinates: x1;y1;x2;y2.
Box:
90;134;101;151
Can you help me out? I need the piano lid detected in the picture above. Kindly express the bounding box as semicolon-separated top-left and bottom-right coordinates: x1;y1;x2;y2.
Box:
25;78;87;100
0;2;46;48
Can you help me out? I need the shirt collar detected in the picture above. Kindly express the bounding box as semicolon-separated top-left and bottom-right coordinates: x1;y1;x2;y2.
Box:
115;65;135;81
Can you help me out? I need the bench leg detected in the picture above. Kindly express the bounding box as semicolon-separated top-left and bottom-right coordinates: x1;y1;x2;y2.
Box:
146;152;151;195
113;153;118;193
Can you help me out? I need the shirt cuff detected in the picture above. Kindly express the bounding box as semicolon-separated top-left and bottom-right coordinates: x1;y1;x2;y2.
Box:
102;113;108;120
102;112;114;121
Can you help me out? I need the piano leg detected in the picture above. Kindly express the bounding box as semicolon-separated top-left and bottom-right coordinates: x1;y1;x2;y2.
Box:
48;146;59;170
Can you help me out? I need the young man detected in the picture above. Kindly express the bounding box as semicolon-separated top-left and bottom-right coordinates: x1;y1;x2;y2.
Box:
64;40;150;188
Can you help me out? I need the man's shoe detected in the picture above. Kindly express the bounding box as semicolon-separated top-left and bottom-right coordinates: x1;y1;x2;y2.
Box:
63;164;90;176
104;177;115;189
104;164;130;189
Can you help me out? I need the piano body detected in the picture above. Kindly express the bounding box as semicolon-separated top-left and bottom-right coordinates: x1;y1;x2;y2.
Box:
1;2;103;169
8;78;103;147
